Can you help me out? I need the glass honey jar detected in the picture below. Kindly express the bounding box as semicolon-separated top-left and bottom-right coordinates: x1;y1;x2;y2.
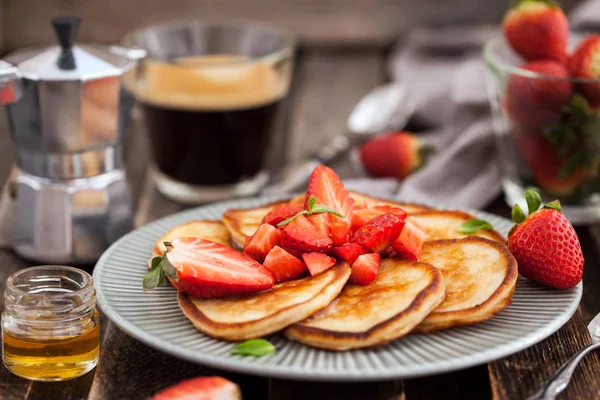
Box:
2;266;100;381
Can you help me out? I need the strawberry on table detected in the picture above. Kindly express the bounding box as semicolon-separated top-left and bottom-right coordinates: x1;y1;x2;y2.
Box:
302;252;337;276
359;131;432;180
331;242;369;265
502;0;568;62
306;165;355;245
392;216;426;261
143;238;274;298
244;223;282;261
349;253;381;286
504;60;573;129
263;246;307;283
568;35;600;104
508;190;583;289
261;202;305;226
351;213;405;253
151;376;240;400
280;215;333;258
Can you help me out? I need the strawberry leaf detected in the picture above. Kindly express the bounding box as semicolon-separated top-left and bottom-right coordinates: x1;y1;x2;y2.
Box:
230;339;275;356
310;204;344;218
524;189;542;215
512;204;526;224
544;200;562;212
161;255;179;281
143;259;169;291
307;195;317;212
151;256;162;269
276;210;309;227
457;219;494;234
558;152;583;179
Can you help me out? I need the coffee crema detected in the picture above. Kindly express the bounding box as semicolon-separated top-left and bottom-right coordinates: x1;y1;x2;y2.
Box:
127;55;290;186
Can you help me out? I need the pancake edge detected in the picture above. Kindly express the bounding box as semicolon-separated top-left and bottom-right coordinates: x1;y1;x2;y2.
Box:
412;209;507;243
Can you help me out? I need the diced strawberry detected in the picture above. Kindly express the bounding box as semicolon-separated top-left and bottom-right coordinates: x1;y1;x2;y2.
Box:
302;252;337;276
306;165;355;246
373;205;408;219
281;215;333;257
261;203;305;226
244;223;282;261
331;242;369;265
154;238;274;298
349;253;380;285
151;376;240;400
308;212;332;238
350;206;407;233
351;214;405;253
263;246;307;283
392;217;425;261
331;220;351;246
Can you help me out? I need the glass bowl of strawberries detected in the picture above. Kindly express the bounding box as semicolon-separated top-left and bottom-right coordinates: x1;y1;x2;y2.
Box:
484;0;600;223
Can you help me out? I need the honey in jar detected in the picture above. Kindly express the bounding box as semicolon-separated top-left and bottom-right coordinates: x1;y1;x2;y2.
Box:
2;266;100;381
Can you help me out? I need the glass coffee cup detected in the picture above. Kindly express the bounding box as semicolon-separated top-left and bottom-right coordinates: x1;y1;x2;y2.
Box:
122;20;295;203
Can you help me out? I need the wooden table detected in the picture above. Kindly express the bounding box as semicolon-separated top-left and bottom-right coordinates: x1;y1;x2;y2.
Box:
1;47;600;400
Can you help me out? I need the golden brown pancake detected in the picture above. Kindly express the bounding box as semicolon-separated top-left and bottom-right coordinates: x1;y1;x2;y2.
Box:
415;237;518;333
151;220;232;259
285;259;445;351
348;191;431;214
178;262;352;341
412;210;506;243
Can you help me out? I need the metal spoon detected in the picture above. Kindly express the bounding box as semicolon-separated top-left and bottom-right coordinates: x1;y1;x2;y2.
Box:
528;311;600;400
262;81;414;195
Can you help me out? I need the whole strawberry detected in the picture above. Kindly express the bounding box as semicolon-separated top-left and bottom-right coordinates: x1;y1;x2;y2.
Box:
359;131;433;179
568;35;600;104
504;60;573;128
502;0;568;62
508;190;583;289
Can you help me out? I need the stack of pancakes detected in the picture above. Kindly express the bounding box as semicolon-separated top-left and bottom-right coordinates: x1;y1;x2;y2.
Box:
150;191;518;351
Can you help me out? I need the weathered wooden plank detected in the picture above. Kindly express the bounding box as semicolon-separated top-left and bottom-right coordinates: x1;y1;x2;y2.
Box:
269;380;403;400
489;308;600;400
2;0;508;50
405;366;491;399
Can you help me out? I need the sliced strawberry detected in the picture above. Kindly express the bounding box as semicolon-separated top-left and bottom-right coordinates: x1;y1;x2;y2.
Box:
261;202;305;226
381;246;396;258
331;242;369;265
349;253;380;285
392;216;425;261
308;212;332;238
351;213;405;253
159;238;274;298
151;376;241;400
350;206;407;233
306;165;355;246
244;223;281;261
263;246;307;283
281;215;333;257
302;252;337;276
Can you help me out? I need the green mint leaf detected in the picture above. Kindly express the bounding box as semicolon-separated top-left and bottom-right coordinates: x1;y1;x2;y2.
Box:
230;339;275;357
457;219;494;234
570;94;591;118
544;200;562;212
307;196;317;212
512;204;526;224
276;210;309;227
310;204;344;218
558;152;582;179
524;189;542;215
143;265;165;291
151;256;162;269
161;256;179;281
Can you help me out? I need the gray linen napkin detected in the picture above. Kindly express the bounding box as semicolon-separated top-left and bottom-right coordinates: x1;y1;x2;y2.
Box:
342;0;599;209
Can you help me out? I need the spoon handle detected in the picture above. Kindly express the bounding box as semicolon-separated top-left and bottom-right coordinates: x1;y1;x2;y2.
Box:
528;341;600;400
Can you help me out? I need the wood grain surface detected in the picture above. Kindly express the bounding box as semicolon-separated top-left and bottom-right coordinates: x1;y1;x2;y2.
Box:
0;46;599;399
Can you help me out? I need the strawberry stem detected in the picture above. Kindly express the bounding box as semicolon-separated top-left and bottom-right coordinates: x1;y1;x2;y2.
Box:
512;204;526;224
524;189;542;215
543;200;562;212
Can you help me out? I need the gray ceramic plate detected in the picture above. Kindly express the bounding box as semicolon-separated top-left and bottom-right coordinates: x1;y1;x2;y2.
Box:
93;196;582;381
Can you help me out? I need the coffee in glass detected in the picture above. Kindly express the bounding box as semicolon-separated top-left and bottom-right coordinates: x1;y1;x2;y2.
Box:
123;21;294;203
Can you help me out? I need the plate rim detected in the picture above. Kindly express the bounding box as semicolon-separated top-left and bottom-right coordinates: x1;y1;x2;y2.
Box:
93;195;583;381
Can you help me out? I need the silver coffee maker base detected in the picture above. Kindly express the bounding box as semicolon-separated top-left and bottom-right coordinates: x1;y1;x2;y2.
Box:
12;169;133;264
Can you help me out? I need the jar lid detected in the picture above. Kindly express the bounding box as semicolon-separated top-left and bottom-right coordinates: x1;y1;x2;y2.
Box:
8;16;143;81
